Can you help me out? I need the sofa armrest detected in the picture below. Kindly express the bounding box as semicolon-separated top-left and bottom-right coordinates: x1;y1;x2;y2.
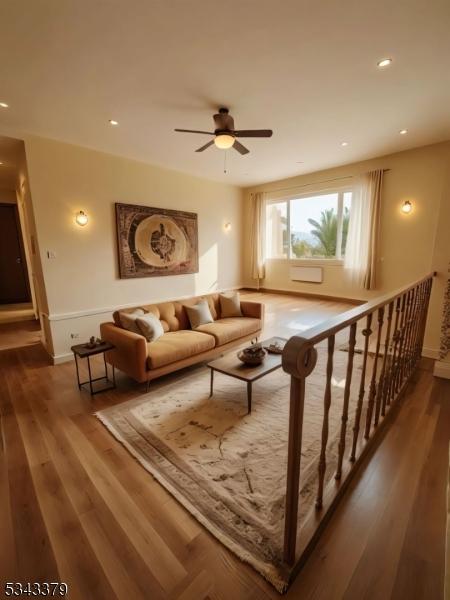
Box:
100;322;148;383
240;301;264;323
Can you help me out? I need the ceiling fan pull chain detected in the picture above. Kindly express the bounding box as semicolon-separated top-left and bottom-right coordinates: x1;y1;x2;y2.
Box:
223;150;227;174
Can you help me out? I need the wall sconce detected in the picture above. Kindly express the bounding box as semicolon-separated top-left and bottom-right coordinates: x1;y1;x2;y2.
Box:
224;222;231;232
75;210;89;226
401;200;413;215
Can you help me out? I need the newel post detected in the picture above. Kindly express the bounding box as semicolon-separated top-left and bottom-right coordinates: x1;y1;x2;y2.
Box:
282;336;318;565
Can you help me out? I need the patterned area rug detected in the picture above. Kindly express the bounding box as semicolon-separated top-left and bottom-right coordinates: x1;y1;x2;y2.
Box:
96;347;365;592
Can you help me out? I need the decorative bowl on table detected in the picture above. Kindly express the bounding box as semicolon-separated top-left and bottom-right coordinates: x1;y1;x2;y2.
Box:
237;343;267;366
84;336;103;349
264;340;285;354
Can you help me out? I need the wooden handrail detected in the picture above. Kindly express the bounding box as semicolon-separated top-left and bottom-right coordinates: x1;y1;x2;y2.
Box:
281;272;435;574
282;272;435;366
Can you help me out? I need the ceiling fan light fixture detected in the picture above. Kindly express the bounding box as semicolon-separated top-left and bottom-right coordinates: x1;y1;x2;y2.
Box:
214;134;235;150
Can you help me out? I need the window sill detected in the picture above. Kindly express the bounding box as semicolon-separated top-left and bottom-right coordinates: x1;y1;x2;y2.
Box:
266;258;344;267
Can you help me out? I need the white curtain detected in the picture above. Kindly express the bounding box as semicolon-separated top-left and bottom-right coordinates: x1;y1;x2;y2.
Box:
344;169;383;290
250;192;266;287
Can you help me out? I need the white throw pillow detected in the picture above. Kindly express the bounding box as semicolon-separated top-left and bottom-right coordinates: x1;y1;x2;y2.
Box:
219;292;242;318
119;309;145;334
136;313;164;343
184;300;214;329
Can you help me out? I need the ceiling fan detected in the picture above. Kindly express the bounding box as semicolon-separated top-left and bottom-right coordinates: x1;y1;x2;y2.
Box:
174;107;272;155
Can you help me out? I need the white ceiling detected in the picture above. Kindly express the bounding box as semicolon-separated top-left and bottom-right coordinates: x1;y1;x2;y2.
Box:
0;0;449;187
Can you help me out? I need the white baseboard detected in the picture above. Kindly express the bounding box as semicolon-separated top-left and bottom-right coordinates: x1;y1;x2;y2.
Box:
434;360;450;380
53;352;74;365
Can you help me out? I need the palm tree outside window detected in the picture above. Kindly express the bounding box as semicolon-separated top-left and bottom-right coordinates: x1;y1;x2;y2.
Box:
265;190;352;261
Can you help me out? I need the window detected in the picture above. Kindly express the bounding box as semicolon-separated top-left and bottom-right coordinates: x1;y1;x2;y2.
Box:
266;201;288;259
265;189;352;261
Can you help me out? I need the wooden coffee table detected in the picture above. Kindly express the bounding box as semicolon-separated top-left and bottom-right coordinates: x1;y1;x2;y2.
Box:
207;337;287;413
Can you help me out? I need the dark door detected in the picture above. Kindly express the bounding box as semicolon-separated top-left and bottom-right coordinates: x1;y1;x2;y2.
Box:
0;203;31;304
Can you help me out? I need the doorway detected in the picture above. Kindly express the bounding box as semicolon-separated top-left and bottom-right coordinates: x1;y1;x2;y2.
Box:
0;202;31;304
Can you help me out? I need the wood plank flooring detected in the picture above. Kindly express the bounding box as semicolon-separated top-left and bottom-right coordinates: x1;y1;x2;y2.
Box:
0;292;448;599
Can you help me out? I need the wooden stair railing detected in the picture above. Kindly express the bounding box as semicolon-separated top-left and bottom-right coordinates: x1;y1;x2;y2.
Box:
281;272;434;571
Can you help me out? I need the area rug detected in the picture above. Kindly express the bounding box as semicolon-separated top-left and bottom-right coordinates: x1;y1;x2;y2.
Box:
96;347;366;592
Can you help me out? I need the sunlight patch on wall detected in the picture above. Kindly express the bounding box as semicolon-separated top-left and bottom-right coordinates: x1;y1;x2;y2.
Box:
196;243;218;294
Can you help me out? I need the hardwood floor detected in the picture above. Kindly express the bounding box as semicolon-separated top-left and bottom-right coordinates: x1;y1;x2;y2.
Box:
0;292;448;599
0;319;41;352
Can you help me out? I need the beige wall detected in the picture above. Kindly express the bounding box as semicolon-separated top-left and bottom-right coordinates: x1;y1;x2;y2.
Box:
0;188;17;203
24;135;244;360
243;141;450;356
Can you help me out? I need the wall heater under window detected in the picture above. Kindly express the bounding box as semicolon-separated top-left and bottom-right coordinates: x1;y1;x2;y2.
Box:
289;265;323;283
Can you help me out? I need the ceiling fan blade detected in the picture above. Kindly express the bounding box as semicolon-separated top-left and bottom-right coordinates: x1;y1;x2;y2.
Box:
174;129;214;135
234;129;273;138
233;140;250;155
195;140;215;152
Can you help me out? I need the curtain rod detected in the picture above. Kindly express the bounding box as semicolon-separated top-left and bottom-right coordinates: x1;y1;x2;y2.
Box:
260;168;391;195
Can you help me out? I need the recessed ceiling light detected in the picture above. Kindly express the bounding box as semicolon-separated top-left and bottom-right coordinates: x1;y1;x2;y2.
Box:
377;58;392;68
399;129;408;135
341;141;348;147
109;119;119;126
0;102;8;108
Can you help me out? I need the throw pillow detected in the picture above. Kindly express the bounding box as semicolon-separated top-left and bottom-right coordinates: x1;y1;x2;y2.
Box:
119;308;145;334
185;300;214;329
220;292;242;318
136;313;164;343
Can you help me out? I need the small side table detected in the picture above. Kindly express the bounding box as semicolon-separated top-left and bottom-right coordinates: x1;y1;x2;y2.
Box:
71;341;116;396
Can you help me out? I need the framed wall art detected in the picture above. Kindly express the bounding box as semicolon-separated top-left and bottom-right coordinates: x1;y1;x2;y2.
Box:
115;203;199;279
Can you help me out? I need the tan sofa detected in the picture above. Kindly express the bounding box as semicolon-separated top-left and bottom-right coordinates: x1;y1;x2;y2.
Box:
100;293;264;384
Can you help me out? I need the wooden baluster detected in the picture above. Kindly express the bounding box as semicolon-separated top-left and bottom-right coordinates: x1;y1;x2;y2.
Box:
283;376;306;565
414;282;426;363
419;280;431;358
335;323;357;480
282;339;318;565
377;301;394;421
407;286;420;374
387;297;402;406
394;294;407;395
412;282;426;365
350;314;372;461
416;278;433;360
403;284;419;379
316;335;335;509
402;289;415;380
364;307;384;438
405;288;416;378
399;290;413;386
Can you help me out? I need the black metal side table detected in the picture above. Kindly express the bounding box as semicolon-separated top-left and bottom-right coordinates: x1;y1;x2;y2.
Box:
71;341;116;396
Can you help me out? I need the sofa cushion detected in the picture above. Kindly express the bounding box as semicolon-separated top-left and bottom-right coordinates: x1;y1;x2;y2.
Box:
118;308;146;334
147;330;215;370
184;300;214;329
140;295;220;332
219;292;243;318
136;313;164;342
196;317;260;346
